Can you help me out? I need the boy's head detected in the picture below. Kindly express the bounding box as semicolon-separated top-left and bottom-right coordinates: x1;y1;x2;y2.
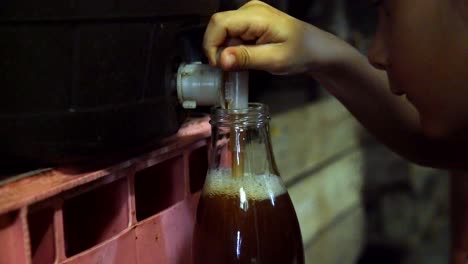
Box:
367;0;468;140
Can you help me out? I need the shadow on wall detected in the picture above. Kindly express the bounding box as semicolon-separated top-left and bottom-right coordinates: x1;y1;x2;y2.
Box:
357;134;450;264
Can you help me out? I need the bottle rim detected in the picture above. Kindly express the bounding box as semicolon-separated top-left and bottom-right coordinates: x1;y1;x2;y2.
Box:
210;103;270;127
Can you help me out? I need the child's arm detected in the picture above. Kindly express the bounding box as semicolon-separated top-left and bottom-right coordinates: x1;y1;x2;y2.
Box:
314;48;466;169
204;1;466;170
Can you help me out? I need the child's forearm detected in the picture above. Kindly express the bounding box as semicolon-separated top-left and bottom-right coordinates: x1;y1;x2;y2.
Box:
311;47;466;170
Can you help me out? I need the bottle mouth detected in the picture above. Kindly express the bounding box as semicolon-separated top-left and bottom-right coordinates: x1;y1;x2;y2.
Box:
210;103;270;127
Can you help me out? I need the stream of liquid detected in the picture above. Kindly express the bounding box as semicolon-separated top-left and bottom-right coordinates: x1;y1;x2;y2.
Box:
221;71;247;179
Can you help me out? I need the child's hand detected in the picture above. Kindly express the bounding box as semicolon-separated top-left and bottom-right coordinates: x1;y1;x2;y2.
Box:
203;0;352;75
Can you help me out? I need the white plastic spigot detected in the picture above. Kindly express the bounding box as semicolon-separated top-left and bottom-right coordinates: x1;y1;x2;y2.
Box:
220;38;248;110
176;62;223;109
224;71;248;109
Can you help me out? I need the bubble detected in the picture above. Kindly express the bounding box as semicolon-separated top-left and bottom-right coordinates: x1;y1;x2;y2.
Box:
203;169;287;200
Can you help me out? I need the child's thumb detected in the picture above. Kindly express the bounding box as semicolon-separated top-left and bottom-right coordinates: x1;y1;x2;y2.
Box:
220;45;279;72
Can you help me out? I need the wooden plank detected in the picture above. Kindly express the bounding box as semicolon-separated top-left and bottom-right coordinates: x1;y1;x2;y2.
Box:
304;207;364;264
287;149;364;244
270;98;363;184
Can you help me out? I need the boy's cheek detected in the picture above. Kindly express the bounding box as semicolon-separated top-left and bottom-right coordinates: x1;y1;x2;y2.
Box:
388;60;444;136
419;115;454;140
419;109;467;142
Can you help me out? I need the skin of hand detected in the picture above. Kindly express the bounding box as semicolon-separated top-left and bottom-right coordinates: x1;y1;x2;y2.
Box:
203;0;468;170
203;0;355;75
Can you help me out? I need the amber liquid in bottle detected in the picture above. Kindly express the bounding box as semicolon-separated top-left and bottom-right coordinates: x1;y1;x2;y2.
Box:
193;103;304;264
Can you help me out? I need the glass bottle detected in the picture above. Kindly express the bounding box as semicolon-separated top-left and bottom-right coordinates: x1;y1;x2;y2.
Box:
193;103;304;264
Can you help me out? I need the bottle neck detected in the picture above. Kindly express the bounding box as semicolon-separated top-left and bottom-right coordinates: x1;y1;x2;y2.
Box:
210;103;270;129
209;103;279;178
